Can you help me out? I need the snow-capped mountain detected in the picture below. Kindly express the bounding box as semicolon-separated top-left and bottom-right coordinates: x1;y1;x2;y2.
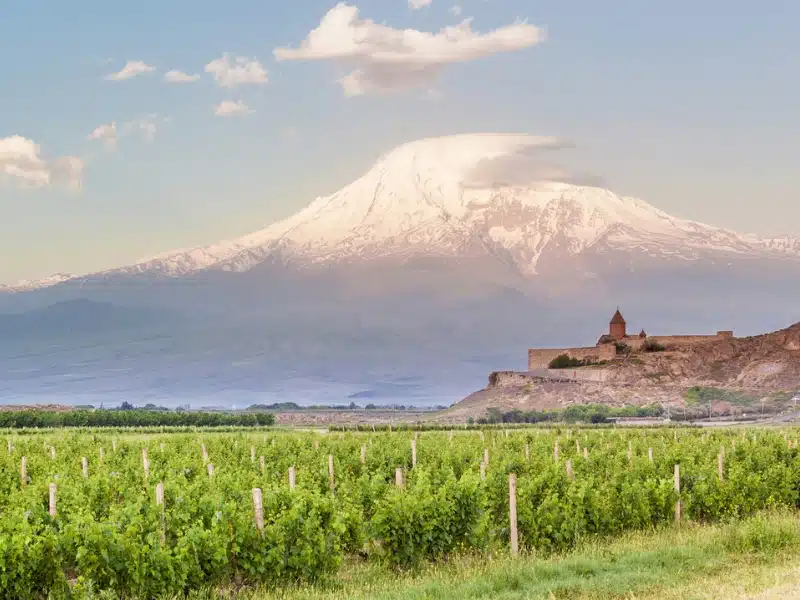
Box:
0;273;74;294
9;133;800;290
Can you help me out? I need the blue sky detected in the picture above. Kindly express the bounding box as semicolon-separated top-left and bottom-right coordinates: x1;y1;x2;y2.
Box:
1;0;798;284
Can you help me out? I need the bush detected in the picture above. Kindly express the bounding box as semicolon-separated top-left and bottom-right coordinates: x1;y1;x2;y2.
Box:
643;338;666;352
548;354;588;369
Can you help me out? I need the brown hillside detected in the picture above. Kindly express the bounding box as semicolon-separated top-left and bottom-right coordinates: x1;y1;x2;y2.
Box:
441;322;800;422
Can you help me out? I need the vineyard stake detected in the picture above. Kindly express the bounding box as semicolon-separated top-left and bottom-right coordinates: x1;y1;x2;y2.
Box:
566;459;574;481
395;467;404;488
112;439;117;452
525;443;530;461
155;482;165;544
328;454;335;492
252;488;264;533
207;463;214;478
648;447;653;463
628;441;633;464
99;447;104;463
201;444;208;464
289;466;296;490
583;447;588;459
50;446;56;460
82;457;88;479
361;445;366;465
718;452;724;482
411;440;417;468
251;447;255;462
554;439;559;463
20;456;26;488
484;448;489;465
480;461;486;481
260;456;265;474
142;448;150;479
576;440;580;454
49;483;57;517
674;464;681;523
509;473;519;556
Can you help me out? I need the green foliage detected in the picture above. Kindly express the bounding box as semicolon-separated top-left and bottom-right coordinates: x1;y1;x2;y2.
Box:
0;409;275;429
548;354;589;369
685;387;757;407
0;427;799;595
643;338;666;352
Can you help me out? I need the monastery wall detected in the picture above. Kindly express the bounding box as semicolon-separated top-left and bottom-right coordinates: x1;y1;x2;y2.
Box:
528;346;606;370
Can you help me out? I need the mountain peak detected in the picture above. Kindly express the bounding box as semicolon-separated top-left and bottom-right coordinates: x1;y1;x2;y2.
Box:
7;133;800;289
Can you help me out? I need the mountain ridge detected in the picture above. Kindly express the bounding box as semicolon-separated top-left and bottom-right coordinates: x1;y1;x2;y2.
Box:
4;133;800;292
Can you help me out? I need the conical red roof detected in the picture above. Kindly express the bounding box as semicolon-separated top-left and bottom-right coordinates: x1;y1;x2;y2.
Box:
610;309;626;325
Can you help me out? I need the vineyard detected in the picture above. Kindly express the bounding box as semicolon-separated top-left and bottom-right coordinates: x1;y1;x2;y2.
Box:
1;427;799;598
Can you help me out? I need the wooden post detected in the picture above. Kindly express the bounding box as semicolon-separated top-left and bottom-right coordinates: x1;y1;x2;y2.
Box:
674;464;681;523
328;454;335;492
554;439;559;463
142;448;150;479
82;457;88;479
7;439;11;454
250;447;255;462
583;447;588;459
525;443;530;460
361;445;366;465
155;482;165;544
49;483;57;517
207;463;214;478
628;441;633;464
314;439;319;450
509;474;519;556
718;452;724;482
411;439;417;468
648;447;653;463
112;439;117;451
201;444;208;464
99;447;104;463
566;459;574;481
259;456;265;474
252;488;264;532
480;461;486;480
20;456;26;488
288;466;296;490
576;440;580;454
50;446;56;460
395;467;404;488
484;448;489;465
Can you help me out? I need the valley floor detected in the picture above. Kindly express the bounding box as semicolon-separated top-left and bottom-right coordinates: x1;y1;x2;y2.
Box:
190;512;800;600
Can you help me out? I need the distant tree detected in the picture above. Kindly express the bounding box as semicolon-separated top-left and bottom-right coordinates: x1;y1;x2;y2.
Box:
120;401;135;411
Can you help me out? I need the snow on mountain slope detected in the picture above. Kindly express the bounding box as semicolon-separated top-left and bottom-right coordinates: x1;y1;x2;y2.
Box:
10;133;800;289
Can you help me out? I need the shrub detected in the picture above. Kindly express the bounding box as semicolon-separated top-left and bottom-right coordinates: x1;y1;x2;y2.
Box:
643;338;666;352
549;354;588;369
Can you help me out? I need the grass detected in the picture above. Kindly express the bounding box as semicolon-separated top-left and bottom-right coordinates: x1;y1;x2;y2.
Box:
153;511;800;600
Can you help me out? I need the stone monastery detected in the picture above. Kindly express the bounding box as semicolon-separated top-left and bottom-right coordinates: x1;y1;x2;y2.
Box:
527;309;734;370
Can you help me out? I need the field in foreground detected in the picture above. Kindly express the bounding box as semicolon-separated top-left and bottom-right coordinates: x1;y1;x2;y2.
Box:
2;427;800;598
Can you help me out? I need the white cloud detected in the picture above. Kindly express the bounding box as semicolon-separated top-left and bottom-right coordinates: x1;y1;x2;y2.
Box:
164;69;200;83
104;60;155;81
273;3;545;96
409;0;432;9
0;135;83;190
204;54;268;88
214;100;253;117
450;5;462;16
464;138;605;188
87;122;118;149
87;115;164;149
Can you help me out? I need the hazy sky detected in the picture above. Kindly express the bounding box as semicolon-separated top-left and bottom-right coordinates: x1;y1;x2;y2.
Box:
1;0;798;284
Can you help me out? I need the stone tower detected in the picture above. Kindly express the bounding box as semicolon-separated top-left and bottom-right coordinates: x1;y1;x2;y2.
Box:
609;309;627;340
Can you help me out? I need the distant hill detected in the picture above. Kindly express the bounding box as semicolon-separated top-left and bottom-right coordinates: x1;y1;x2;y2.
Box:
0;299;177;339
445;322;800;421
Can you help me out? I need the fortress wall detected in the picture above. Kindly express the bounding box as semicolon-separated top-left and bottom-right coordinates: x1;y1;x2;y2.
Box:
624;338;646;350
650;334;725;347
598;344;618;361
545;369;611;383
489;371;535;388
528;347;601;370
